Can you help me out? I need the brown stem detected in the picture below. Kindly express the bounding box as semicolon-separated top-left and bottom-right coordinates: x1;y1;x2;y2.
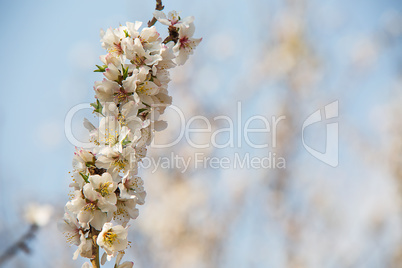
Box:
146;0;180;45
147;0;165;27
163;25;179;44
90;227;100;268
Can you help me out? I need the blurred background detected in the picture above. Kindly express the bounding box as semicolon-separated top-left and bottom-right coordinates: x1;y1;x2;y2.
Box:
1;0;402;267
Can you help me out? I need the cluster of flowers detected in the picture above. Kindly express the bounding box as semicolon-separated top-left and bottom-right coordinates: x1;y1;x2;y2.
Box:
60;10;201;267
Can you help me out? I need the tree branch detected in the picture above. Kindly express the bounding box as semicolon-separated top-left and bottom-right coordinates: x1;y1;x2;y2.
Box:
147;0;164;27
90;227;100;268
163;25;180;44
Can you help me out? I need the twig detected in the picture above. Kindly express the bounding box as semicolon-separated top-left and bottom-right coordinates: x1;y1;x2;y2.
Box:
147;0;180;44
90;227;100;268
147;0;164;27
163;26;179;44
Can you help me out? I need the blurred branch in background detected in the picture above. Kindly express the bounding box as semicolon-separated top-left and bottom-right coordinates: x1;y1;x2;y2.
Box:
0;204;52;267
256;1;320;267
0;225;38;267
388;75;402;267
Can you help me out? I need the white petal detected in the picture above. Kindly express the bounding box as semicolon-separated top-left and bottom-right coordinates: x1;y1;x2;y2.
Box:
82;262;91;268
101;252;108;265
119;262;134;268
91;210;108;230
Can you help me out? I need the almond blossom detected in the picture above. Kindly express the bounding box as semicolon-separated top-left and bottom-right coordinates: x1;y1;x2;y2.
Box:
66;190;109;230
173;22;202;65
153;10;194;28
97;222;128;260
61;1;201;267
119;171;146;204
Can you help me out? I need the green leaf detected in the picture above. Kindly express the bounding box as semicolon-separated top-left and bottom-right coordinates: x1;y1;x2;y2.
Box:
79;172;89;183
94;64;107;72
90;99;104;116
142;102;151;107
121;65;129;80
137;108;147;115
121;135;131;146
124;29;129;37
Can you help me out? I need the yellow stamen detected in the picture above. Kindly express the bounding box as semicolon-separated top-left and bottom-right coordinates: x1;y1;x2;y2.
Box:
98;182;113;197
103;230;118;246
113;158;127;171
83;203;97;211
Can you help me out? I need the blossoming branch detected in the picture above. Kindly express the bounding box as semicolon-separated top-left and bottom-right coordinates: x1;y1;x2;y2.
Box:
59;2;201;267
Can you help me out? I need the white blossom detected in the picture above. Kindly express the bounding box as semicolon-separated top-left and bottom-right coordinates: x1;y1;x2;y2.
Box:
73;232;92;260
95;146;135;174
62;7;200;266
94;79;120;102
153;10;194;28
119;171;146;204
173;22;202;65
72;148;95;173
103;63;121;81
113;199;139;226
58;211;81;245
24;203;53;227
66;190;109;230
100;28;124;56
97;222;128;260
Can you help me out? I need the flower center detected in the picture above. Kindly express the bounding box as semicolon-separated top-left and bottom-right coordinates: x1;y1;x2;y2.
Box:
137;83;154;95
113;157;128;171
83;202;97;212
103;230;118;246
132;55;146;66
118;114;127;126
98;182;113;197
114;88;132;103
103;128;119;145
179;37;190;49
108;42;123;55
